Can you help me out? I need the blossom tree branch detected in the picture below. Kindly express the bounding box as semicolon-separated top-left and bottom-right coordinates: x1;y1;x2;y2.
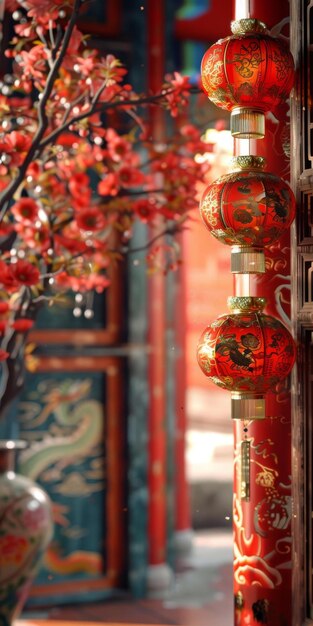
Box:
0;0;83;212
0;0;215;413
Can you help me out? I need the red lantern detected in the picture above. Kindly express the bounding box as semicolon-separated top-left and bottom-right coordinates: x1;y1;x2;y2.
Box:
199;155;296;273
197;296;296;420
201;19;295;138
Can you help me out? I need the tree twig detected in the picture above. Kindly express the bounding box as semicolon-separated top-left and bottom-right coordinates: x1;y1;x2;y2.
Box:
122;216;188;255
38;89;176;151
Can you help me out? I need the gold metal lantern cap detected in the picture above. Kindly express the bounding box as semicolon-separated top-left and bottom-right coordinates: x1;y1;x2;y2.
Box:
230;18;268;35
227;295;266;313
229;155;266;172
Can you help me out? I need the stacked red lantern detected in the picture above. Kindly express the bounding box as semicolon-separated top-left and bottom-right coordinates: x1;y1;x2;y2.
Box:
199;155;296;273
197;18;296;420
197;296;296;420
201;18;295;138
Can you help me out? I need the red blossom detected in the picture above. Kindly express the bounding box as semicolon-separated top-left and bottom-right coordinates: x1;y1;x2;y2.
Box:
0;7;215;323
54;234;89;255
118;166;146;188
76;208;107;232
11;319;34;332
68;173;90;198
105;128;132;163
0;132;32;167
0;261;19;292
11;260;40;287
5;0;19;10
26;162;41;179
15;223;51;251
11;198;40;223
0;222;14;238
133;199;158;223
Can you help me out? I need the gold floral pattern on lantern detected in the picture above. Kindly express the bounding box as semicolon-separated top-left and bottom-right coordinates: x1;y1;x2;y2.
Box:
201;48;224;88
231;41;263;79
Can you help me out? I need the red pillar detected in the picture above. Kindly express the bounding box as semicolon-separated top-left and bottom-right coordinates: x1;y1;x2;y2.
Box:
146;0;173;592
232;2;293;625
174;232;192;555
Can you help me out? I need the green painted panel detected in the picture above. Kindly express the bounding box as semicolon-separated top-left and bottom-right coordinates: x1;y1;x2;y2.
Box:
16;371;108;601
35;290;107;330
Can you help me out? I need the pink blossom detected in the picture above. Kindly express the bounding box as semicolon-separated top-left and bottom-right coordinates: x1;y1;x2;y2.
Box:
105;128;132;163
71;52;97;77
98;173;119;197
100;55;128;86
164;72;191;117
19;0;65;23
18;45;49;81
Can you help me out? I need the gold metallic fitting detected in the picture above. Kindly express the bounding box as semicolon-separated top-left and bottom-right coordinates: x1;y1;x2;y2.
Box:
231;394;265;420
231;107;265;139
230;155;266;171
231;247;266;274
241;440;250;501
227;296;266;313
230;18;267;35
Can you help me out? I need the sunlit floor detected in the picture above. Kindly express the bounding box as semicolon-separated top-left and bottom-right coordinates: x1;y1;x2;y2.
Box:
22;530;233;626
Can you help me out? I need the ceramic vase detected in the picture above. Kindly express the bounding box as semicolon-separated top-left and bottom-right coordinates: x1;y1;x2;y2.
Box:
0;440;53;626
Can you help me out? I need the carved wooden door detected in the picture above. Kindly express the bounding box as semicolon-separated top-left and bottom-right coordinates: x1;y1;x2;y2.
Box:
291;0;313;622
